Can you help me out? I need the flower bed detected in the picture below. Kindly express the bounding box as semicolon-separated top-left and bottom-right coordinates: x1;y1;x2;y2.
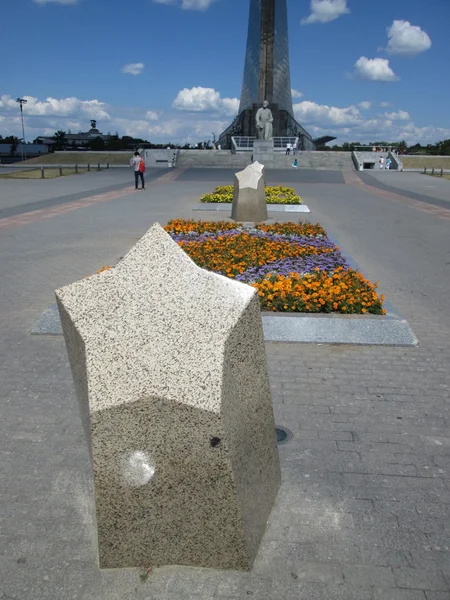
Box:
200;185;302;205
164;220;385;315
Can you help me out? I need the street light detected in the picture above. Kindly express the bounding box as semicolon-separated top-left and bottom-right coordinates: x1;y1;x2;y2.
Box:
16;98;28;162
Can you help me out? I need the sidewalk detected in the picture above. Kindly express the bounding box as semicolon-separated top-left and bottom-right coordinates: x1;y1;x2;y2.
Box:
1;170;449;599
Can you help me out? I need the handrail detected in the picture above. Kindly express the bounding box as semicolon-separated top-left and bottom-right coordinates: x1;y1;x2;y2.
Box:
231;136;300;152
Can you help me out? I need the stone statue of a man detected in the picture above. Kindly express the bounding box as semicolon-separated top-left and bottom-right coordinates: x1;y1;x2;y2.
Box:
255;101;274;140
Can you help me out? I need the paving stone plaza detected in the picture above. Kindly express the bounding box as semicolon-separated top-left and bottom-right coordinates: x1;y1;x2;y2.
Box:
1;166;450;599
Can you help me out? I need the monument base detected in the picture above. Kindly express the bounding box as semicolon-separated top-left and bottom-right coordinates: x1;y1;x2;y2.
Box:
252;140;274;167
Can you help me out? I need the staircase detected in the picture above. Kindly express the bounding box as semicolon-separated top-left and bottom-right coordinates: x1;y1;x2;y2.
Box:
176;150;251;168
176;150;354;170
280;151;354;170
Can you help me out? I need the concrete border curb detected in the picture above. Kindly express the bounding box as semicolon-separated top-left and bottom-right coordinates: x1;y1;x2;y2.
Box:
193;203;311;213
32;302;418;347
262;312;417;346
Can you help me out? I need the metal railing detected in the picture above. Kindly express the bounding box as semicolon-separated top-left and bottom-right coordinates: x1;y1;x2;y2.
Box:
273;137;299;152
231;136;300;153
0;163;109;179
231;137;256;151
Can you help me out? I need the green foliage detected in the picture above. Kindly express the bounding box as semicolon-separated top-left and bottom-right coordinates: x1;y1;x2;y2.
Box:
328;138;450;156
88;136;106;151
53;130;67;151
3;135;20;154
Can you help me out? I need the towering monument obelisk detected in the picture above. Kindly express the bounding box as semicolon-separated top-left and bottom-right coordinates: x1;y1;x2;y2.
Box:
219;0;315;150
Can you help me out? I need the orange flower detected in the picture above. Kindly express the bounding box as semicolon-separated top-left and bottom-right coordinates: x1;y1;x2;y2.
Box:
163;219;385;317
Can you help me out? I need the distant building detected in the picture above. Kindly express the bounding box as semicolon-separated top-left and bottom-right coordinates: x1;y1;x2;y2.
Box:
0;143;49;162
36;120;111;151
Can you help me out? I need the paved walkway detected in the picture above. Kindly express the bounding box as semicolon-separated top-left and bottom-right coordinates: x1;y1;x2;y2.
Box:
363;171;450;206
1;170;450;600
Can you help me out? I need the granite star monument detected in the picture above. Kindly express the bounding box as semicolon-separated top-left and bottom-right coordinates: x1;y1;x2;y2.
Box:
56;224;281;570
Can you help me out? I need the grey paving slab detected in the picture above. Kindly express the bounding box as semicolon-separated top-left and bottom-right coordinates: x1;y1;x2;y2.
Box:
31;303;61;335
178;167;346;184
0;169;132;211
360;171;450;210
1;170;450;600
0;169;168;218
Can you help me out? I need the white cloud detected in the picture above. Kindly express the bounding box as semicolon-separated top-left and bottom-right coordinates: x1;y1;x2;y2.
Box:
2;90;449;148
113;117;227;143
290;97;450;146
359;101;372;110
301;0;350;25
121;63;145;76
354;57;399;82
33;0;79;4
384;110;410;121
152;0;216;9
293;100;362;127
379;101;392;108
113;118;184;139
172;87;239;116
386;20;432;56
291;89;304;99
0;95;110;119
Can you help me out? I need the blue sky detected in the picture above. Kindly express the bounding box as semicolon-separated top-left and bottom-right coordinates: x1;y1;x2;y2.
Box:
1;0;449;145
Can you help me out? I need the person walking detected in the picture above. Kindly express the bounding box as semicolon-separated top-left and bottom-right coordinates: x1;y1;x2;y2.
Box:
292;158;298;169
292;142;297;155
285;143;291;156
385;157;392;170
379;157;385;170
131;151;145;190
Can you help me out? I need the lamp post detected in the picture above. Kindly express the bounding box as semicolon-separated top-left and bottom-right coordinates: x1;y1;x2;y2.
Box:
16;98;28;162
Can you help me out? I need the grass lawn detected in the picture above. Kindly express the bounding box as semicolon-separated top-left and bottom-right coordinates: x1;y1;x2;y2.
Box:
22;153;130;166
163;220;385;315
402;156;450;169
0;167;92;179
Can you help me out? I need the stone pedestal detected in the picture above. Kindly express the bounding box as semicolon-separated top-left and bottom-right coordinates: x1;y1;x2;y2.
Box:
231;163;268;222
55;224;280;570
252;139;274;167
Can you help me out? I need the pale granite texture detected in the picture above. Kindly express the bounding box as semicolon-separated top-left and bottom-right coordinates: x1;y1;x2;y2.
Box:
55;223;280;571
231;163;268;222
252;140;275;167
251;160;266;186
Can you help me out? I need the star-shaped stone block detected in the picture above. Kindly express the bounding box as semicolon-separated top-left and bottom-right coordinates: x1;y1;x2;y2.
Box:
232;162;268;222
56;223;280;570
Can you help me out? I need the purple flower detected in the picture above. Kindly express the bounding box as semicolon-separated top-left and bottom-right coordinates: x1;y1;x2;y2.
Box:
235;252;350;283
168;226;350;281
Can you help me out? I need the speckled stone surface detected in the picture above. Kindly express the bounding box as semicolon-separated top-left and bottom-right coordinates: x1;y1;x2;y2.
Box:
55;223;281;571
33;303;417;345
262;314;418;346
231;163;268;222
193;203;310;212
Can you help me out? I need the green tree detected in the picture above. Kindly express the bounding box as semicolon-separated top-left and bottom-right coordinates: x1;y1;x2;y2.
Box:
53;130;67;151
4;135;20;155
88;136;105;151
